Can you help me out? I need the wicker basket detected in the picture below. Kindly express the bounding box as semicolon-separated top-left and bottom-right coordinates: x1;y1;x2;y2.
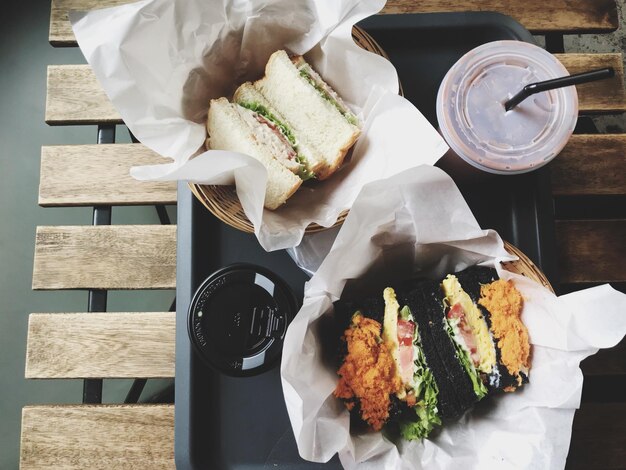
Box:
502;241;554;293
190;26;400;234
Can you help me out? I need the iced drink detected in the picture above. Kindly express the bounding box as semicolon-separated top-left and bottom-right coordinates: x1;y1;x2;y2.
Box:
436;41;578;176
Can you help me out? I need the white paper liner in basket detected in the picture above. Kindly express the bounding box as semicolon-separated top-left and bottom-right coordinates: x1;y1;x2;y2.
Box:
281;165;626;469
70;0;448;251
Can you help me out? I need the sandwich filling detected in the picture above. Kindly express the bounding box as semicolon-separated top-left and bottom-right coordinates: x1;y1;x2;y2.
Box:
334;313;401;431
236;102;315;180
292;56;360;127
442;275;504;390
333;271;530;440
382;288;441;440
441;276;490;398
478;280;529;386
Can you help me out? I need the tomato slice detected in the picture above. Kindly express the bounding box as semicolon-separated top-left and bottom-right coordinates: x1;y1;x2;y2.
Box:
447;302;464;319
397;319;415;346
447;303;481;367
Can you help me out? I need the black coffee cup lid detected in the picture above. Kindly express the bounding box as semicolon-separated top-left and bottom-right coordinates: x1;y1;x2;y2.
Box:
188;264;298;377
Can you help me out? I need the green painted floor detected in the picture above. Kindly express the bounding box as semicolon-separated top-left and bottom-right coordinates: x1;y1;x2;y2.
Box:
2;1;626;468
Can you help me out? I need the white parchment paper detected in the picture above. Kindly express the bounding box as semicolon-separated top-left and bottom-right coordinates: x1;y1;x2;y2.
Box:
281;165;626;469
70;0;448;250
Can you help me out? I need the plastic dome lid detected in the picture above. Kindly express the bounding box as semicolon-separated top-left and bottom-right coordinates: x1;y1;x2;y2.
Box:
188;264;298;377
437;40;578;174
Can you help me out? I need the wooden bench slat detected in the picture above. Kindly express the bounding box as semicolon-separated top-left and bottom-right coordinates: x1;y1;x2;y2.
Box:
50;0;618;46
45;54;626;125
19;403;626;469
45;65;121;125
555;53;626;114
50;0;130;46
21;404;174;470
26;313;175;378
551;134;626;196
37;135;623;205
40;144;177;206
567;403;626;469
24;311;625;379
556;220;626;284
32;225;176;290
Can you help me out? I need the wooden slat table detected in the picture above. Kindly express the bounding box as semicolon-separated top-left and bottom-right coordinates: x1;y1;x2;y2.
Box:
44;55;626;124
26;312;175;378
556;220;626;284
551;134;626;196
21;405;175;469
49;0;618;45
32;225;177;290
39;144;176;206
23;1;626;469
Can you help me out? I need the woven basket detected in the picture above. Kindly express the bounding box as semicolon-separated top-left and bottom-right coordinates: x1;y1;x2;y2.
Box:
503;241;554;293
190;26;400;234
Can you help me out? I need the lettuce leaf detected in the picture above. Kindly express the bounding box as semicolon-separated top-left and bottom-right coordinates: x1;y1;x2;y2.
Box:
400;348;442;439
444;318;488;399
238;102;295;145
294;155;315;181
397;306;442;440
238;101;315;181
298;69;359;126
399;305;412;320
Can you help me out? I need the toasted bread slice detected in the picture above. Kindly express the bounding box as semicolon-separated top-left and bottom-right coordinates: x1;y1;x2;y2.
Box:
454;267;530;391
206;97;301;210
254;50;361;180
234;82;325;177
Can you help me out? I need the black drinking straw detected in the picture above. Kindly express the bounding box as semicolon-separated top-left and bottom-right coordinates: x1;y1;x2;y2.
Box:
504;67;615;111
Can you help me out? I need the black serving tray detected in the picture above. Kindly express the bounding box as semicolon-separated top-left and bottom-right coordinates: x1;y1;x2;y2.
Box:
175;12;559;469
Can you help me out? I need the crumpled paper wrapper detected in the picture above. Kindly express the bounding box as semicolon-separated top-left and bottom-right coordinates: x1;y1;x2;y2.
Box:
281;165;626;469
70;0;448;250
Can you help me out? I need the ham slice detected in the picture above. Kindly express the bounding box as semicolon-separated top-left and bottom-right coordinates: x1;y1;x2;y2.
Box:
397;319;415;384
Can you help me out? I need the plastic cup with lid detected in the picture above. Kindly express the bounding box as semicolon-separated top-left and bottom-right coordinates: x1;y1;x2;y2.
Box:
436;40;578;176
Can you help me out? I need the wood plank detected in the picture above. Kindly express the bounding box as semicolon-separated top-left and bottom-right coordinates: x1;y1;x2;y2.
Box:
567;403;626;469
45;54;626;125
32;225;176;290
23;312;624;381
50;0;129;46
21;404;174;470
555;53;626;114
26;312;175;379
19;404;626;469
40;144;177;206
551;134;626;196
556;220;626;284
46;65;120;125
50;0;618;45
382;1;618;34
